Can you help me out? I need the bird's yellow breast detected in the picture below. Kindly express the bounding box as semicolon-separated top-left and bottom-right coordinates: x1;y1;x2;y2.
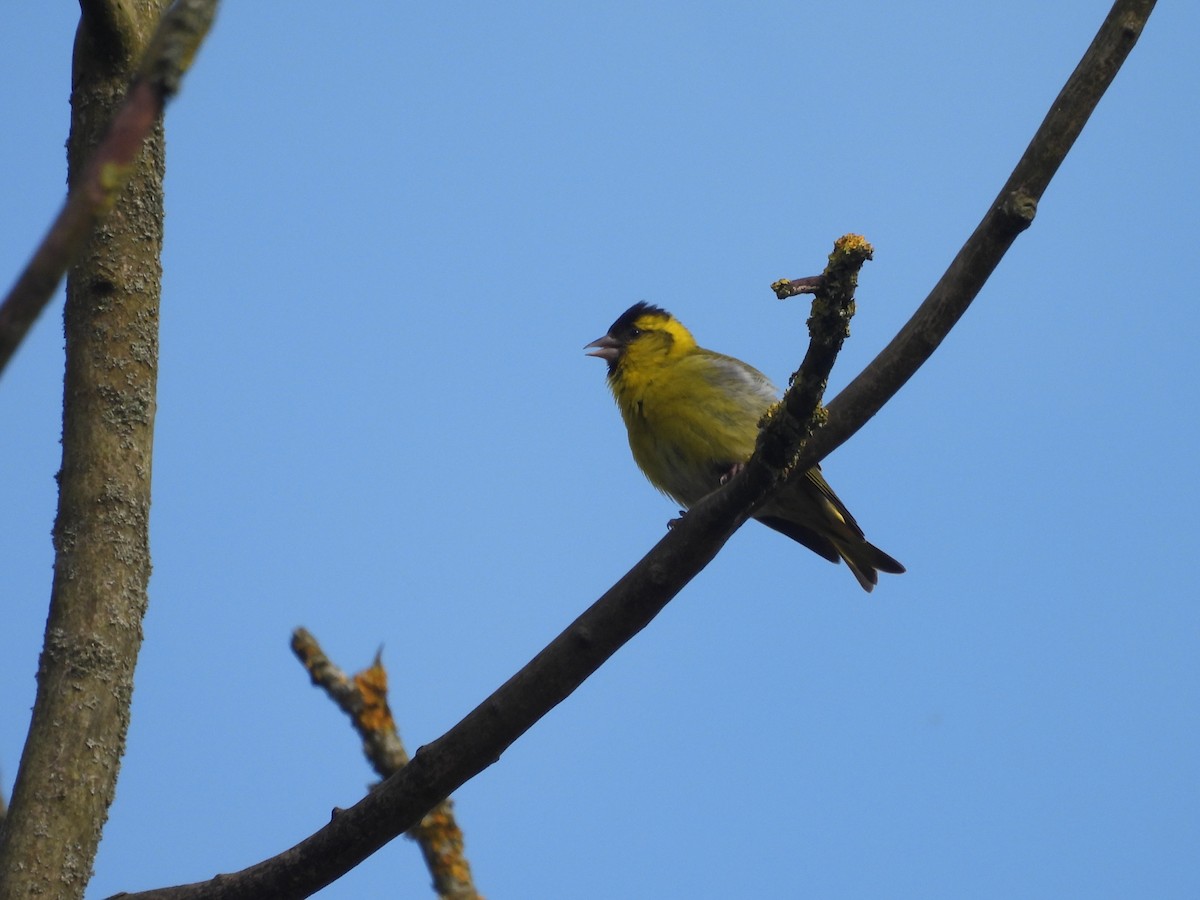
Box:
608;328;776;507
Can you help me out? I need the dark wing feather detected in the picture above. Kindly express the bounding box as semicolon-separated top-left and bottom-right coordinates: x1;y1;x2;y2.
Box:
756;515;842;563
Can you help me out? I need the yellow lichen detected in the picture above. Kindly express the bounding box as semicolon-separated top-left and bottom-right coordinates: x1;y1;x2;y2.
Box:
831;233;874;264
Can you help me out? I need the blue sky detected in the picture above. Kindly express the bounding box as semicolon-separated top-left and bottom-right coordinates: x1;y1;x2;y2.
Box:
2;3;1198;898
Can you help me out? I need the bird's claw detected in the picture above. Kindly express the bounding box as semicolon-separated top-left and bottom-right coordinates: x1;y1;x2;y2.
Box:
719;462;745;485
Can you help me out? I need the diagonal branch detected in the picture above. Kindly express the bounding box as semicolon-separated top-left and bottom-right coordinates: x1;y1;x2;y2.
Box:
292;632;411;775
291;630;481;900
797;0;1156;472
110;237;871;900
110;1;1156;896
0;0;218;381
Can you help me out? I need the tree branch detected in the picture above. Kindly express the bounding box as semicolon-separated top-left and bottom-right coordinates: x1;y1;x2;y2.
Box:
797;0;1156;472
291;630;482;900
0;0;218;381
293;631;411;776
110;238;868;900
0;2;219;897
107;0;1155;896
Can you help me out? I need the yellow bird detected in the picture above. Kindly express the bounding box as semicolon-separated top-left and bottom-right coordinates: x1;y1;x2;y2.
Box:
586;301;904;592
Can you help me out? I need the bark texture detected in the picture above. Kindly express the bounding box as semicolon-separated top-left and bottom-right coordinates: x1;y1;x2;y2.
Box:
0;3;166;897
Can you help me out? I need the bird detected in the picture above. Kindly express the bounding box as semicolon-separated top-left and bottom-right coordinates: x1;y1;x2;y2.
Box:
586;301;904;592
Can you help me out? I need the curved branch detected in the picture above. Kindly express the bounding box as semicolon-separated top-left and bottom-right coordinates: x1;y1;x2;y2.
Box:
798;0;1156;471
110;0;1155;896
110;238;870;899
0;0;218;381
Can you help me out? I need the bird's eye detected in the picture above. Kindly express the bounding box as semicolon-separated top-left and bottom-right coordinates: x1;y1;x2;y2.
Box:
629;327;641;338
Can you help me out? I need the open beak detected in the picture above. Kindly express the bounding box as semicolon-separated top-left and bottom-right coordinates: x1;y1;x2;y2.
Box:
584;334;621;362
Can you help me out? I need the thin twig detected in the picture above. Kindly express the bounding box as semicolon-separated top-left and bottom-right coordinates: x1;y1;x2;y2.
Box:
291;629;482;900
0;0;218;380
771;275;824;299
799;0;1156;471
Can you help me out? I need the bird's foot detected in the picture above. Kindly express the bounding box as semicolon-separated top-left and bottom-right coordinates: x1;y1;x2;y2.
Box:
719;462;745;485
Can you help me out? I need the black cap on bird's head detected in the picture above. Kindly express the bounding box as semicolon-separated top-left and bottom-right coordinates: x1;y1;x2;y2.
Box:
608;301;671;335
584;302;674;372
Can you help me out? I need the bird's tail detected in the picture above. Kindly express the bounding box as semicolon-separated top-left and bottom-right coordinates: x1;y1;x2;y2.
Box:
757;513;906;593
830;537;906;593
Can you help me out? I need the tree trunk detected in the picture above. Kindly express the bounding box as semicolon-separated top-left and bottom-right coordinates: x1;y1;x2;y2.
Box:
0;3;166;896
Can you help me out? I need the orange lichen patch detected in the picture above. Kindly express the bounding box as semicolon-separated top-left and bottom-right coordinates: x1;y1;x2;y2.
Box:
353;657;395;734
413;804;480;898
292;630;482;895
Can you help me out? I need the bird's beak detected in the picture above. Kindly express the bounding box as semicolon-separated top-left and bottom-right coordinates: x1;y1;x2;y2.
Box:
584;334;621;362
